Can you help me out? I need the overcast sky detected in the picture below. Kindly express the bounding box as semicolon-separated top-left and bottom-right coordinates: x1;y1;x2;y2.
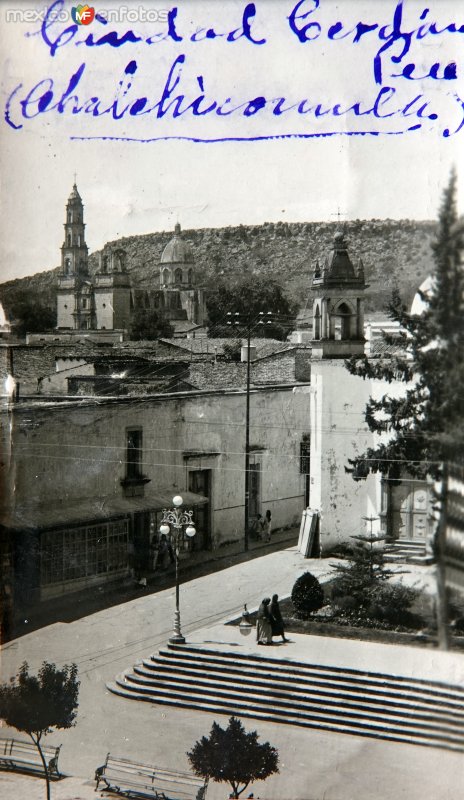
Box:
1;0;463;283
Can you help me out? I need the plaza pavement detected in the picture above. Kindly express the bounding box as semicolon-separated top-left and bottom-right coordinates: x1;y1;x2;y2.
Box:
0;547;463;800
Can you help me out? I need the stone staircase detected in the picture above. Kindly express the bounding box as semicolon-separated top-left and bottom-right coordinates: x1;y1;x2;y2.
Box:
383;539;433;565
108;644;464;752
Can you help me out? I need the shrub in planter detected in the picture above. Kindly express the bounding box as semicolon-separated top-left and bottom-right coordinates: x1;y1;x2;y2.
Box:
448;591;464;630
452;616;464;634
367;583;420;626
331;593;357;616
291;572;324;617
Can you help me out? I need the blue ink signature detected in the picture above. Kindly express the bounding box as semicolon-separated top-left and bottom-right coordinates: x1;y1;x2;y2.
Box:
288;0;461;85
5;54;450;134
37;0;265;58
37;0;461;89
4;1;463;141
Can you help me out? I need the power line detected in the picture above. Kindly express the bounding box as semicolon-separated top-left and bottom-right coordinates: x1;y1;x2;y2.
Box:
8;447;443;472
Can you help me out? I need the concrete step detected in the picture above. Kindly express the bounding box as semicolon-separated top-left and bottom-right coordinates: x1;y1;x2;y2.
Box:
108;645;464;751
137;657;464;711
386;540;426;549
115;672;464;739
384;541;433;564
130;669;464;727
127;667;464;729
108;678;464;752
156;645;464;704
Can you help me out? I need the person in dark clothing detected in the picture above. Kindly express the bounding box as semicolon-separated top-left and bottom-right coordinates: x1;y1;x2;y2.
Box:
263;509;272;542
270;593;288;642
158;534;175;569
256;597;273;644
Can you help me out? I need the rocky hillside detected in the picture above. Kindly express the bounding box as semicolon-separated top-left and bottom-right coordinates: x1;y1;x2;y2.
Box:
0;219;436;321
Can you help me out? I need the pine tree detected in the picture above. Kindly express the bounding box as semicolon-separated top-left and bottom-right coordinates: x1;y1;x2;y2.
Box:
345;170;464;481
330;533;396;614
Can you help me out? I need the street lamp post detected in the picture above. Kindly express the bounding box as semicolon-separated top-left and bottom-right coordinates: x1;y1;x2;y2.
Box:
159;495;196;644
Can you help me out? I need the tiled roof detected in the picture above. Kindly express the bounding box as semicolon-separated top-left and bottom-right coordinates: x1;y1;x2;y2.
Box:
171;320;200;333
370;338;405;356
1;489;208;530
159;337;290;357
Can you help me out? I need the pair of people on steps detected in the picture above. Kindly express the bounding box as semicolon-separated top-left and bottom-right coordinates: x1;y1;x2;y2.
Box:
256;594;288;644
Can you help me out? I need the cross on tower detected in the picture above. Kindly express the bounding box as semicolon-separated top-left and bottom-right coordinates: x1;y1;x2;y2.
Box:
331;207;347;226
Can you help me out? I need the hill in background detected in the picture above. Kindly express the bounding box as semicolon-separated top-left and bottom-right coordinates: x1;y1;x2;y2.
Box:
0;219;436;323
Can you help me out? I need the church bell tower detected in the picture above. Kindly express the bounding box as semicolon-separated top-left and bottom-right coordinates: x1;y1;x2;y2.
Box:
310;230;367;358
57;183;93;329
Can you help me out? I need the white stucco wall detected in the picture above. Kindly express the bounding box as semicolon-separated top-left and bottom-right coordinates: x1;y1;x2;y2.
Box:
309;360;384;551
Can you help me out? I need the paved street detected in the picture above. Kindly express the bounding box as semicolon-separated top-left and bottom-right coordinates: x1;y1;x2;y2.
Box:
1;548;463;800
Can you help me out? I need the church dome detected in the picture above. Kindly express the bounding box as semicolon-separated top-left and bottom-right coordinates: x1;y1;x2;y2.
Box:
161;223;194;264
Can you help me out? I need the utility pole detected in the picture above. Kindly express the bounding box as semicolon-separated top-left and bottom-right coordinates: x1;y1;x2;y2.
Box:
227;310;272;552
243;322;252;551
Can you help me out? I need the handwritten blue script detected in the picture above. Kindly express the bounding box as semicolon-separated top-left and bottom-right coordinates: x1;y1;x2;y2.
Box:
4;0;464;141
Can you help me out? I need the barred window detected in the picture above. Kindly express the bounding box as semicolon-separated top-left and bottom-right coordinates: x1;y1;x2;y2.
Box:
41;519;129;587
300;436;311;474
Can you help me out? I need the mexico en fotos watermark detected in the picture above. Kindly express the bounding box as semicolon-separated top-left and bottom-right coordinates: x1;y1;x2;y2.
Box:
4;4;169;24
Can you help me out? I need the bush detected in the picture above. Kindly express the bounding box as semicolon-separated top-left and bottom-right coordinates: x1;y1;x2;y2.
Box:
330;594;357;615
452;617;464;634
291;572;324;617
367;583;420;626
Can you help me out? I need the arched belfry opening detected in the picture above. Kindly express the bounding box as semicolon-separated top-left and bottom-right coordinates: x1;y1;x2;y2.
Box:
314;305;321;340
310;229;367;358
334;301;352;340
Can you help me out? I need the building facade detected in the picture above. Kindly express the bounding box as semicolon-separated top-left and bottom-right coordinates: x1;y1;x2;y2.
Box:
1;385;308;612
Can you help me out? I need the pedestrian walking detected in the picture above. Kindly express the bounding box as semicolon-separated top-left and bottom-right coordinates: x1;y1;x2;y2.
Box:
263;509;272;542
256;597;273;645
270;593;288;642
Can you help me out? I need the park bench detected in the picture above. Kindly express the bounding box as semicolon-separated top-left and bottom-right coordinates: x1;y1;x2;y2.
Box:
95;753;208;799
0;736;61;778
